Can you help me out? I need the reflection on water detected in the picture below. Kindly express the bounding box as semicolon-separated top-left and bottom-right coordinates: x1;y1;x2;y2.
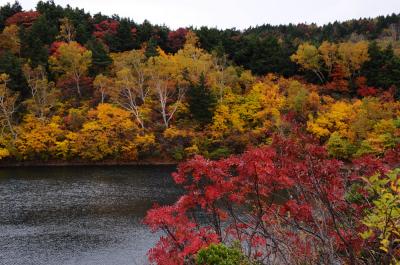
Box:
0;166;179;265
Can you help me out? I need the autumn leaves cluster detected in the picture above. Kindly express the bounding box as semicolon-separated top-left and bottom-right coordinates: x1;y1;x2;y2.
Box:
144;135;400;264
0;27;399;162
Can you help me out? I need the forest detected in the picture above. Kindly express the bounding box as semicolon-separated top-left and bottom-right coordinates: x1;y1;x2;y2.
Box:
0;1;399;264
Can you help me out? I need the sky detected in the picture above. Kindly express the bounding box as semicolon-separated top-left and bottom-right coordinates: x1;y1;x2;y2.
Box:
2;0;400;30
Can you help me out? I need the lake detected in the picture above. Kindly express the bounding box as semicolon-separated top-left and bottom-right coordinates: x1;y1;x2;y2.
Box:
0;166;179;265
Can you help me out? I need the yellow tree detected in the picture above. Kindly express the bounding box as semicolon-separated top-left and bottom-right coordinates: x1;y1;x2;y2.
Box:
111;50;150;129
318;41;337;75
22;64;59;119
210;81;285;138
174;31;212;83
336;41;369;79
148;49;186;129
57;17;76;42
0;146;9;160
93;74;113;104
291;43;324;82
0;74;18;138
147;33;213;129
70;104;138;160
49;41;92;96
15;115;65;160
0;24;20;55
307;100;357;139
211;51;228;101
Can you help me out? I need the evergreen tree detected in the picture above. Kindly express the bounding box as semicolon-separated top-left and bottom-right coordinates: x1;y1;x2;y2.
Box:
20;15;56;67
115;19;135;51
0;1;22;30
187;73;216;125
145;37;159;58
86;37;112;75
362;42;400;98
0;51;28;98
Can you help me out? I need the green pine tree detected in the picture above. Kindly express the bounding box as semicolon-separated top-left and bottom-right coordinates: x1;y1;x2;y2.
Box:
187;73;216;125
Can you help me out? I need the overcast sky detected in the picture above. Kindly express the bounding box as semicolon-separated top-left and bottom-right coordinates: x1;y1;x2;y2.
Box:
2;0;400;29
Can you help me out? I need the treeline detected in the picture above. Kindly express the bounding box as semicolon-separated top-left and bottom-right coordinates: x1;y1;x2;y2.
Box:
1;1;400;76
0;1;399;163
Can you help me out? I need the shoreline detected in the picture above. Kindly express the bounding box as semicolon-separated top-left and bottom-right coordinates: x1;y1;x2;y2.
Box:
0;159;178;167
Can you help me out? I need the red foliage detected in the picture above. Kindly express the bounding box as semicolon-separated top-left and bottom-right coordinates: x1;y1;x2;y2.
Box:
356;76;378;97
384;144;400;167
167;28;188;52
49;41;67;55
145;203;219;265
5;11;40;27
50;41;87;59
93;19;119;39
357;86;378;97
325;64;349;92
145;135;369;264
57;76;94;100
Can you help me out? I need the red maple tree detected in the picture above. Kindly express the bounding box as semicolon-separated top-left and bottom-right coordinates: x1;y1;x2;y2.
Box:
5;11;40;27
144;134;385;264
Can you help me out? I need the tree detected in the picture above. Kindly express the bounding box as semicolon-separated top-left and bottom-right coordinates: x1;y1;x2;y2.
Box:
167;27;188;53
49;41;92;96
233;35;296;77
145;36;160;58
0;73;18;138
5;11;40;27
145;135;367;264
361;42;400;97
187;73;216;125
318;41;337;75
291;43;324;83
0;1;22;30
93;19;119;40
57;17;75;42
111;49;149;130
0;51;28;98
85;37;112;75
93;74;112;104
114;19;135;51
148;50;186;129
336;41;369;80
0;24;20;54
0;145;10;160
20;14;57;67
307;100;356;139
286;80;309;114
15;115;64;160
210;81;285;139
69;104;138;160
22;64;58;119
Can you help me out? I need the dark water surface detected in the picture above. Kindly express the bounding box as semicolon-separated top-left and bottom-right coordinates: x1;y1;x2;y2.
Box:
0;166;179;265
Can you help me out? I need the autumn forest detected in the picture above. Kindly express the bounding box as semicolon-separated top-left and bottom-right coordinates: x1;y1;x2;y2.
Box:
0;1;399;264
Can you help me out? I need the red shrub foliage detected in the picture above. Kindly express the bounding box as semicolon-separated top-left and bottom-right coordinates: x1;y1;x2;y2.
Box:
325;64;349;92
57;76;94;100
144;135;375;264
93;19;119;39
356;76;378;97
5;11;40;27
167;28;188;52
49;41;67;55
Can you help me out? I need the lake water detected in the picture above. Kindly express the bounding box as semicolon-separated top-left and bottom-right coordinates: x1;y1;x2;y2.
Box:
0;166;179;265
